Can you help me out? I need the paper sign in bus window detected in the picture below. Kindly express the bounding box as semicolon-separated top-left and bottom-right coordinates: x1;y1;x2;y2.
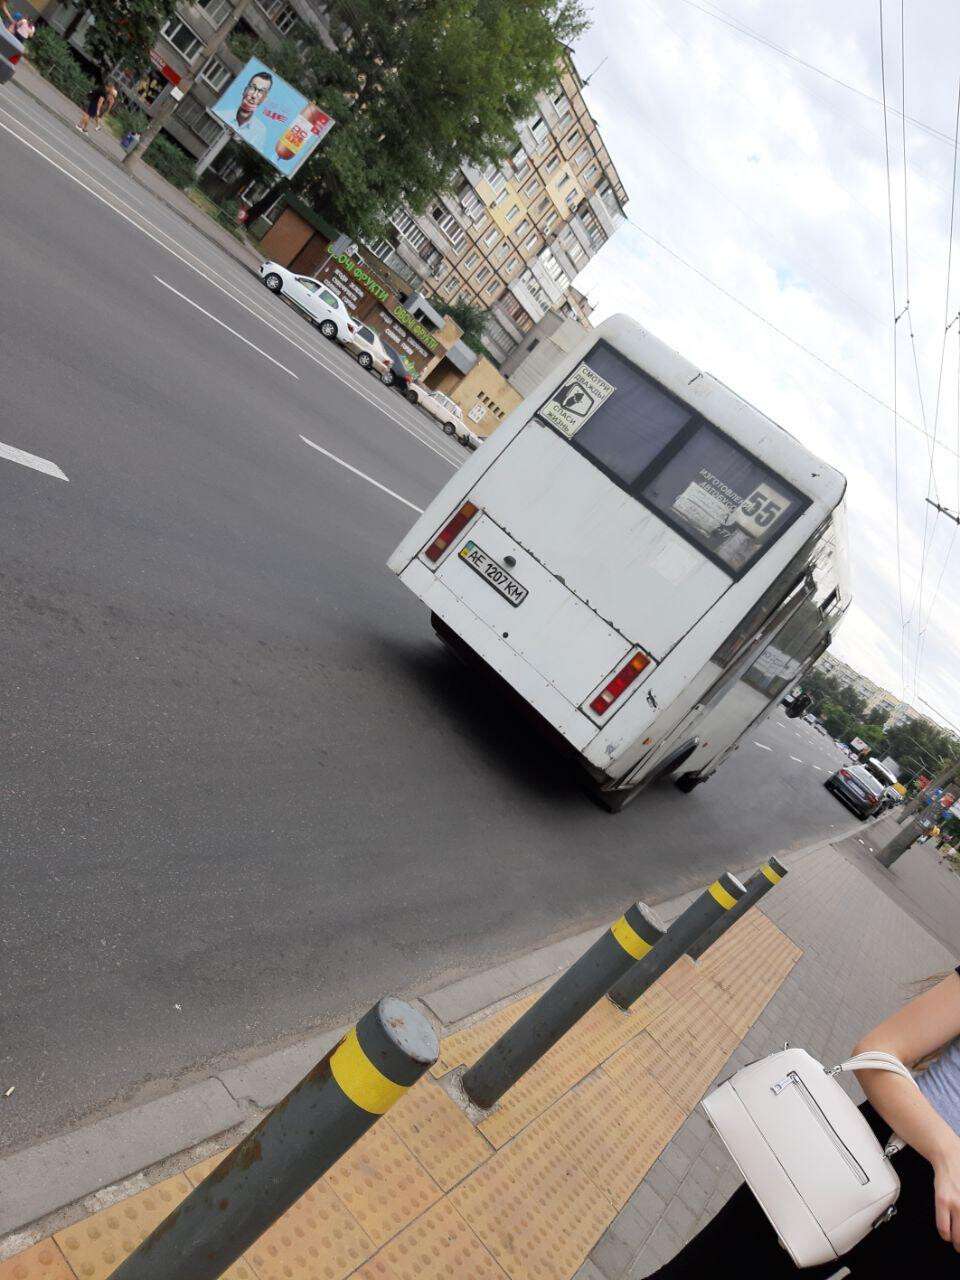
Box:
539;363;616;438
734;482;791;537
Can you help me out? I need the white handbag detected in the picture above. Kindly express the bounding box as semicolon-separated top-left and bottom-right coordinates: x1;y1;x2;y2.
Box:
701;1046;918;1268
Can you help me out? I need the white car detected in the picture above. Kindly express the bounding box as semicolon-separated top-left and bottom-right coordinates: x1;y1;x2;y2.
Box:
407;385;465;434
258;261;356;340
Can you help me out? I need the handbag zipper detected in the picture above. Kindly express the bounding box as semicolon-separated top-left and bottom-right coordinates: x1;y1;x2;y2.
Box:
772;1072;870;1185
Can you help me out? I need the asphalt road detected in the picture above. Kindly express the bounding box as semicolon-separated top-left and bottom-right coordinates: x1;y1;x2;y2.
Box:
0;89;868;1154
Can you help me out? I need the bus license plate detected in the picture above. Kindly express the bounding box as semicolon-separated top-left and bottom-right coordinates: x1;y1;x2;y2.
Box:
459;541;528;606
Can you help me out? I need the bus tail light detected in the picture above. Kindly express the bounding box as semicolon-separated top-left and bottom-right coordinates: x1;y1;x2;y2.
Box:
424;501;478;563
589;652;650;715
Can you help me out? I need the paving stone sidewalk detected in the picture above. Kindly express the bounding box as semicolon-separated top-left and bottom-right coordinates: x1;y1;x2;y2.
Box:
580;830;960;1279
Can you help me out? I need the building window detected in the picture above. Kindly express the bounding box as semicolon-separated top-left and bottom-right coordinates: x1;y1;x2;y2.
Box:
463;251;479;270
494;241;510;262
544;153;561;175
530;115;549;148
256;0;298;33
392;210;429;254
198;0;233;23
565;127;582;147
457;179;483;220
505;255;519;273
582;163;599;185
505;204;520;223
482;164;506;194
512;145;529;178
475;265;490;284
431;207;467;250
515;219;530;239
543;211;558;232
535;195;551;215
483;226;499;247
565;189;580;208
568;241;585;263
160;16;204;63
198;55;231;91
556;173;571;192
485;279;500;296
574;144;591;168
525;231;539;250
524;176;540;197
175;96;224;145
442;275;458;294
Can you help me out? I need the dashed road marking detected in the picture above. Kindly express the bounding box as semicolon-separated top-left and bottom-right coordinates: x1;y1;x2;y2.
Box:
790;755;803;763
0;440;68;480
155;276;299;377
300;435;423;513
753;741;772;751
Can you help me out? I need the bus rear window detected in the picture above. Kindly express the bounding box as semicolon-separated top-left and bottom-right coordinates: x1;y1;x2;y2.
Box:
535;341;808;577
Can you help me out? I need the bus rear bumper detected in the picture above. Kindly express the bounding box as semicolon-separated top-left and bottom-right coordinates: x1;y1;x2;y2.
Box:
399;559;599;755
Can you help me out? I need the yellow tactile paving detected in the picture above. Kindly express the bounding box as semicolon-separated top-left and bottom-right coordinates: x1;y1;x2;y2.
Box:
324;1123;442;1248
186;1144;235;1186
432;990;545;1076
604;1027;730;1114
647;989;739;1061
245;1182;376;1280
385;1077;493;1191
542;1068;686;1209
450;1127;615;1280
353;1199;509;1279
53;1176;191;1280
656;955;700;998
0;1240;74;1280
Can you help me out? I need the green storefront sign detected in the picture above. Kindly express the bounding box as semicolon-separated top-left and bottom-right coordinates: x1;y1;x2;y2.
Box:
326;248;439;352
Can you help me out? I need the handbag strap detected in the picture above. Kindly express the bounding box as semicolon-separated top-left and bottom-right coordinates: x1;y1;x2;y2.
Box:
831;1051;917;1158
831;1050;919;1088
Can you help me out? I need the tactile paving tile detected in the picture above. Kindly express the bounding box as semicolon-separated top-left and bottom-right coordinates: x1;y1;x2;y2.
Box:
541;1066;685;1208
353;1198;509;1279
244;1181;375;1280
603;1028;730;1114
186;1144;236;1186
0;1240;74;1280
646;989;739;1062
656;955;700;998
55;1176;191;1280
385;1077;493;1191
432;990;545;1077
324;1123;442;1247
450;1124;615;1280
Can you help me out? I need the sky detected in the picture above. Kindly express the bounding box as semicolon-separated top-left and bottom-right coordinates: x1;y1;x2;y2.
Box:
571;0;960;735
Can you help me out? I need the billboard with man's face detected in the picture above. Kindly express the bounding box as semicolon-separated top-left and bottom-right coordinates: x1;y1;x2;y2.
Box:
210;57;334;178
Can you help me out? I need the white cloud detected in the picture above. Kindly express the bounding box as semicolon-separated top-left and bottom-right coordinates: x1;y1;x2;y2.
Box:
572;0;960;725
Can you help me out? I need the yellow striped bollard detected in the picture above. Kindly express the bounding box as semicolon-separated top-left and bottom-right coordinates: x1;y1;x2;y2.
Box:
688;857;787;961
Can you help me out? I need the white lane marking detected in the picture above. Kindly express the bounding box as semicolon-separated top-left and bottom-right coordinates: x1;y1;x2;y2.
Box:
0;440;68;480
812;765;823;771
790;755;803;763
154;277;299;377
300;435;423;513
0;109;460;467
753;741;772;751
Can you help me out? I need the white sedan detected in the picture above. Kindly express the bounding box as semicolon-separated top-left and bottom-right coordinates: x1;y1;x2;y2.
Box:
406;384;465;434
258;261;356;341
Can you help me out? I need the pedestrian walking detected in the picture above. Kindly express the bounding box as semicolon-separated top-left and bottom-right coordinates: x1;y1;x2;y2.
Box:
649;968;960;1275
77;83;117;134
2;3;35;40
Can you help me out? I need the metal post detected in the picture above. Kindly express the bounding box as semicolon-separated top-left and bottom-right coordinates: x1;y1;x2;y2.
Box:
107;999;437;1280
607;873;746;1011
461;901;665;1110
688;857;787;961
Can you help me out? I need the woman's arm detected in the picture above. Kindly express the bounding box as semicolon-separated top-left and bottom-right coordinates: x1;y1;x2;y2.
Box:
854;971;960;1249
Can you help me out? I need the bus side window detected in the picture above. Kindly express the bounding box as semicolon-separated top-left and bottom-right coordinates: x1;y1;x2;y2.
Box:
711;567;805;670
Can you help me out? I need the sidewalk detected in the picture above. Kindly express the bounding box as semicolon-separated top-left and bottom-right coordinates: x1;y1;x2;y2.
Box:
2;825;955;1280
8;62;264;276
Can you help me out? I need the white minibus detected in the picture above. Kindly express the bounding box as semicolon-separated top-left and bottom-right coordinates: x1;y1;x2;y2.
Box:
388;316;851;809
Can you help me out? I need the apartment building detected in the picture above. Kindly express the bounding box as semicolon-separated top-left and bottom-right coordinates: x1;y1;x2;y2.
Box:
815;655;921;728
365;49;627;364
47;0;332;170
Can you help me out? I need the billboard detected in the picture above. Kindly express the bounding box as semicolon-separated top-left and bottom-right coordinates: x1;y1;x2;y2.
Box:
850;736;869;754
211;58;333;178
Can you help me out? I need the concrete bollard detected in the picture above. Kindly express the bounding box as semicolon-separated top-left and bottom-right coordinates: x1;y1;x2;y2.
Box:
108;998;438;1280
687;857;787;961
607;872;746;1011
461;901;666;1110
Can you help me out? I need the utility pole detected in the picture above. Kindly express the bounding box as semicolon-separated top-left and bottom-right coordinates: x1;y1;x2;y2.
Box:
878;758;960;868
122;0;255;170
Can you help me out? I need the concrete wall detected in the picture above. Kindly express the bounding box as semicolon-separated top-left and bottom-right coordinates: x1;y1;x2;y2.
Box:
503;315;591;398
428;357;523;436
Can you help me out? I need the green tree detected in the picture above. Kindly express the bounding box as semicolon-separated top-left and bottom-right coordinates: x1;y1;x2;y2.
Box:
243;0;589;237
851;723;885;752
429;295;489;352
820;701;854;741
79;0;178;78
834;684;866;719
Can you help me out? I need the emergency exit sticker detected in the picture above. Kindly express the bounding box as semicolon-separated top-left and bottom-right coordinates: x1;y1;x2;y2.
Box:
539;363;616;438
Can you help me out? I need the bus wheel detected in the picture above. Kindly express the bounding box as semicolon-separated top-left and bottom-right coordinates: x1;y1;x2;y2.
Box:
674;772;703;794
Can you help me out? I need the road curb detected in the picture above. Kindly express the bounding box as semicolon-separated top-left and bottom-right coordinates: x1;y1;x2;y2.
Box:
0;819;871;1257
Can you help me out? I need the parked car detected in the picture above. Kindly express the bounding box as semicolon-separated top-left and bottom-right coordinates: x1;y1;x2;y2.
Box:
824;766;885;819
881;785;903;811
0;27;24;83
380;343;414;393
340;321;391;375
406;384;465;434
258;261;356;340
455;423;482;449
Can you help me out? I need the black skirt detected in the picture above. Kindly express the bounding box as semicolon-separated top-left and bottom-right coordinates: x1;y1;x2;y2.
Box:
646;1103;957;1277
86;89;102;117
